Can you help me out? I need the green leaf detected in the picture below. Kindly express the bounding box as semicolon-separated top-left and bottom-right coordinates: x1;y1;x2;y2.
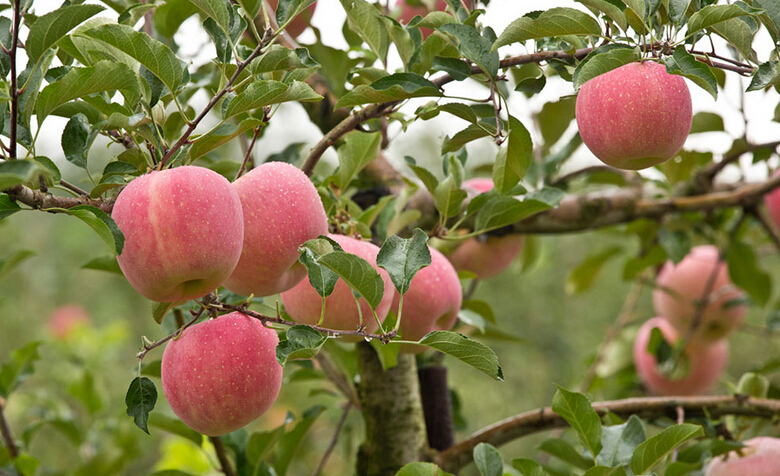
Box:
537;96;576;148
83;23;184;93
298;239;341;299
689;112;725;133
396;462;454;476
55;205;125;255
710;17;756;63
148;413;202;445
493;8;601;50
273;405;326;476
340;0;389;61
152;302;176;325
582;467;627;476
538;438;592;469
277;0;317;31
0;160;41;190
567;246;622;294
125;377;157;434
14;454;39;476
727;240;771;307
441;122;495;154
575;0;628;32
0;341;42;398
664;46;718;100
317;251;385;309
669;0;692;25
0;194;21;220
26;4;104;62
433;156;467;219
334;130;382;189
37;61;140;120
252;45;320;74
747;61;780;92
223;80;321;118
572;46;641;90
416;331;503;381
687;4;762;34
0;250;35;282
493;115;532;193
736;372;770;398
658;229;691;264
81;255;123;275
551;386;602;460
439;24;499;78
335;74;442;108
188;0;231;35
61;113;95;169
377;228;431;295
474;189;564;233
629;423;703;474
276;326;327;365
189;117;264;160
596;415;646;467
755;0;780;42
511;459;549;476
473;443;503;476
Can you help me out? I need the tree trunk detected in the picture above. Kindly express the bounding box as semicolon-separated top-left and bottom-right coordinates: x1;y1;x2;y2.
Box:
356;343;427;476
418;365;455;451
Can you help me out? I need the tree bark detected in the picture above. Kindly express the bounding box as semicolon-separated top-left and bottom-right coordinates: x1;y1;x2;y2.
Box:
356;343;427;476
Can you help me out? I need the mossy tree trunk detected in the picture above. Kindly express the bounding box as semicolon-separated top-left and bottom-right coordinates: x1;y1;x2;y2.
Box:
356;343;427;476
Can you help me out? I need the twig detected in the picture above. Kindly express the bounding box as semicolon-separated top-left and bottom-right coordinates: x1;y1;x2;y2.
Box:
315;352;361;410
749;206;780;254
210;435;238;476
689;50;754;74
8;0;21;159
435;395;780;472
235;125;263;180
59;179;90;197
678;246;726;351
489;79;503;145
0;398;19;459
136;307;205;360
312;403;352;476
551;166;638;187
695;140;780;188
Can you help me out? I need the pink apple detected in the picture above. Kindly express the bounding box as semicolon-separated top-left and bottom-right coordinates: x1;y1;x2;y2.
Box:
706;437;780;476
112;166;244;303
447;178;524;279
633;317;728;396
280;234;395;338
397;0;448;38
223;162;328;298
575;61;692;170
653;245;746;343
763;170;780;229
395;246;462;348
161;312;282;436
47;304;90;339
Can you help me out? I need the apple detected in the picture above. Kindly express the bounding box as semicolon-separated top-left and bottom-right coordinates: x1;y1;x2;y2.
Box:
397;0;448;38
633;317;728;396
280;234;395;338
264;0;317;38
705;437;780;476
652;245;746;343
112;166;244;303
47;304;90;339
223;162;328;298
161;312;282;436
575;61;692;170
763;170;780;229
395;246;462;348
447;178;524;279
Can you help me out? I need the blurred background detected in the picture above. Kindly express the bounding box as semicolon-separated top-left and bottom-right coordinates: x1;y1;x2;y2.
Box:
2;0;780;475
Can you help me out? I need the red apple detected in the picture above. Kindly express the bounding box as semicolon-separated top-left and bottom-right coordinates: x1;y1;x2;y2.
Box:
47;304;90;339
161;312;282;436
397;0;448;38
763;170;780;229
223;162;328;298
112;166;244;303
280;234;395;338
575;61;692;170
633;317;728;396
706;437;780;476
447;178;524;279
395;246;462;348
652;245;746;343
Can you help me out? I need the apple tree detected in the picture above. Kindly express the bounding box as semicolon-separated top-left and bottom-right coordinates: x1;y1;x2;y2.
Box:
1;0;780;475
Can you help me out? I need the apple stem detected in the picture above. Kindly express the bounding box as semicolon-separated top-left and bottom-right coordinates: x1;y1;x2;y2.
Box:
393;294;404;335
317;298;326;326
372;309;386;336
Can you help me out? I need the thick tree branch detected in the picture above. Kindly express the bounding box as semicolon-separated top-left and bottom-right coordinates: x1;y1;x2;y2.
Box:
436;395;780;472
3;184;115;213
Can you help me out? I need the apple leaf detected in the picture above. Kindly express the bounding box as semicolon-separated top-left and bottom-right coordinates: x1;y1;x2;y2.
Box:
669;0;693;26
582;467;627;476
222;80;321;119
0;341;42;398
396;462;454;476
317;251;385;310
747;61;780;92
276;326;327;366
474;188;564;234
339;0;389;62
0;160;44;190
493;115;533;193
125;377;157;435
335;73;442;108
148;413;202;445
81;255;123;275
0;249;36;282
376;228;431;295
493;8;601;50
57;205;125;255
298;238;342;299
152;301;176;325
276;0;316;30
551;386;602;461
538;438;592;469
473;443;503;476
26;4;104;62
689;112;725;133
596;415;646;467
333;130;382;190
572;46;641;90
0;194;22;221
273;405;326;476
727;240;771;307
187;0;231;36
574;0;628;32
687;3;763;35
663;46;718;100
439;24;499;78
629;423;703;474
511;459;549;476
415;331;503;381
